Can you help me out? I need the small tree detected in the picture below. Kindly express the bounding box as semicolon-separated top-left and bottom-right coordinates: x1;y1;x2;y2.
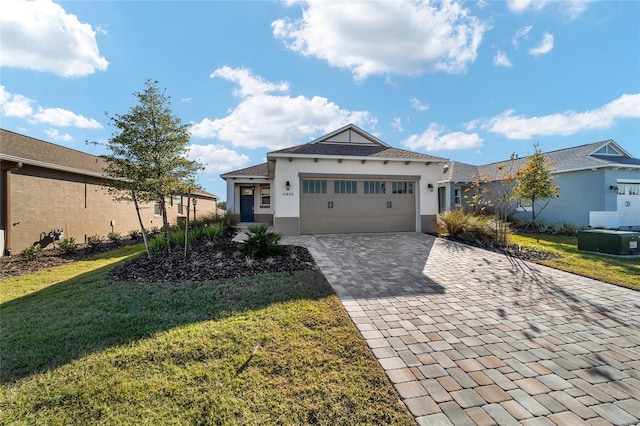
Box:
97;79;202;255
465;153;518;244
514;143;559;227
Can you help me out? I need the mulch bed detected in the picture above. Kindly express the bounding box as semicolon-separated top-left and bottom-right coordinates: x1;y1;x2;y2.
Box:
109;228;317;283
439;235;560;262
1;228;317;282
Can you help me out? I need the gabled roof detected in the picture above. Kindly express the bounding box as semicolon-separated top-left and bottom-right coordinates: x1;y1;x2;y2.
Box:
268;123;448;162
0;128;107;177
220;162;268;178
439;140;640;183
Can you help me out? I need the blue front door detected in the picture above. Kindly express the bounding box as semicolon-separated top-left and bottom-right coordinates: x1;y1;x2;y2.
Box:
240;187;255;222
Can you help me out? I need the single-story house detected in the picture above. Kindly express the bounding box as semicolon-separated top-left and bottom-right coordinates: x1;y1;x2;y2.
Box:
0;129;218;256
221;124;448;235
438;140;640;228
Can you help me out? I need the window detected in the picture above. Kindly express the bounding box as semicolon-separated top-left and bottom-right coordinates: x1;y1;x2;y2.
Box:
392;181;414;194
260;185;271;206
517;199;532;211
334;180;357;194
154;200;161;216
177;196;184;215
364;181;385;194
454;188;461;206
302;180;327;194
618;184;640;196
594;144;623;156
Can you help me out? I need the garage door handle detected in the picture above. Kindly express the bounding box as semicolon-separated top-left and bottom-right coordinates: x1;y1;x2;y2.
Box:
328;201;334;209
387;201;392;208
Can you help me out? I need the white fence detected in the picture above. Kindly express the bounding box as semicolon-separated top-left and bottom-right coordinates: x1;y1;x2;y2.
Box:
589;210;640;229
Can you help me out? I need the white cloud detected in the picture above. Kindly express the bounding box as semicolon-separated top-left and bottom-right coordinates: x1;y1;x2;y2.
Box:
0;0;108;77
272;0;487;80
507;0;590;19
507;0;547;13
402;123;483;151
187;144;250;173
44;128;73;142
391;117;403;132
31;107;102;128
529;33;554;56
512;25;533;49
191;67;375;150
410;97;429;111
493;51;513;67
483;93;640;139
180;97;192;103
0;86;34;117
211;66;289;97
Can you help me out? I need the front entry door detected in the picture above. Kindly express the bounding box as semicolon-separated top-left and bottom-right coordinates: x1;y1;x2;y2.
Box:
240;187;255;222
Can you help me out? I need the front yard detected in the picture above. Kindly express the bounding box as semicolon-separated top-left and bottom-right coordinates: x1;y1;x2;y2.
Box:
509;233;640;291
0;243;414;425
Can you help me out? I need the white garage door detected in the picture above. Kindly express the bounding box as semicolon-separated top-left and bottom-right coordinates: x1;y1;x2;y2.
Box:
300;179;416;234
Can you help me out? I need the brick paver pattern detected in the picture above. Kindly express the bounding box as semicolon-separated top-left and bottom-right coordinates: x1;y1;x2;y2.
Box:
282;233;640;426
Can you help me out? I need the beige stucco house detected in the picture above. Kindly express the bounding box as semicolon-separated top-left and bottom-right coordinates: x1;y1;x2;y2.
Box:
0;129;218;255
221;124;448;235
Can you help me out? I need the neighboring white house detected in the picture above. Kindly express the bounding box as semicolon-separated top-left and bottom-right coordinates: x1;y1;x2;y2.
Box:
221;124;448;235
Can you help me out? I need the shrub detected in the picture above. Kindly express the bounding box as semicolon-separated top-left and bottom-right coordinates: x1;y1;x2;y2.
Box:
107;231;121;242
87;235;102;247
202;222;223;240
438;209;469;238
463;215;497;245
242;225;281;257
21;244;43;260
128;229;142;240
58;237;77;254
169;229;186;248
149;235;165;254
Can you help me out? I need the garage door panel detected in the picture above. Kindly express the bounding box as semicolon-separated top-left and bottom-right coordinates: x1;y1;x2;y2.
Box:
300;179;416;234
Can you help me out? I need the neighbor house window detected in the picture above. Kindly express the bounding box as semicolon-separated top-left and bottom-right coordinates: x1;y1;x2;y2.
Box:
454;188;461;206
261;185;271;207
364;181;385;194
177;196;184;215
392;181;414;194
154;200;161;216
517;199;533;211
334;181;357;194
302;180;327;194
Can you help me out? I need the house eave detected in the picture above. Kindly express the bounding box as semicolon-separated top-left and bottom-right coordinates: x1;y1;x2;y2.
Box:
0;153;106;179
267;152;446;164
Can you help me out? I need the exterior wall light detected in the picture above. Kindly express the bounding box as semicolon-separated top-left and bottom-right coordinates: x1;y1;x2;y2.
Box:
285;181;291;190
427;183;434;191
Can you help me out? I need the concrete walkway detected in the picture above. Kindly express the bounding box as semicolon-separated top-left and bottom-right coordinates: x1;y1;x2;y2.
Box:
281;233;640;426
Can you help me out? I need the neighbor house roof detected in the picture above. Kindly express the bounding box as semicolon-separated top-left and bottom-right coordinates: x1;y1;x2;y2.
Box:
439;140;640;183
0;129;218;199
0;128;107;177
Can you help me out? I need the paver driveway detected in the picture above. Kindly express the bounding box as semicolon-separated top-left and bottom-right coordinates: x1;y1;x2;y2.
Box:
282;232;640;425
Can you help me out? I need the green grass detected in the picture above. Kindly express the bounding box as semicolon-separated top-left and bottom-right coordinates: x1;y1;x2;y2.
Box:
509;233;640;291
0;249;413;424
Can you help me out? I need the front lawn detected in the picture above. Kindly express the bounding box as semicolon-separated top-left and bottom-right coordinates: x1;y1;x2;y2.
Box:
0;247;413;425
509;233;640;291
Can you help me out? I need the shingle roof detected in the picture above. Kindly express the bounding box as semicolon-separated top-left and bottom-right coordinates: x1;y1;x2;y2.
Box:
439;140;640;183
269;143;447;161
0;129;218;199
220;162;268;178
0;128;106;175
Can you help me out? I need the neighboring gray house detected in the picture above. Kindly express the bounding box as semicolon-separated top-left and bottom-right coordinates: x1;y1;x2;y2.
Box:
438;140;640;228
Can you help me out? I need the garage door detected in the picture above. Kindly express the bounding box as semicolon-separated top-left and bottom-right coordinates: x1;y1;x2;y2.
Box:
300;179;416;234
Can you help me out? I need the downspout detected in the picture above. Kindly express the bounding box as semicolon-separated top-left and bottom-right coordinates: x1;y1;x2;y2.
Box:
3;162;23;256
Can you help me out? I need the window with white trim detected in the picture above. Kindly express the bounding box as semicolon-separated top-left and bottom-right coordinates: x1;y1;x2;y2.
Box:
260;185;271;207
454;188;461;206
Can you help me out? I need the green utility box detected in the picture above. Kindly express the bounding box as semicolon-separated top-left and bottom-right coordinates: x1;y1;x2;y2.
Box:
578;230;640;255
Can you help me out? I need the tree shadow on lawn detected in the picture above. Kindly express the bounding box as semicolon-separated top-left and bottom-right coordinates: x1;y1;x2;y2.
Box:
0;266;332;384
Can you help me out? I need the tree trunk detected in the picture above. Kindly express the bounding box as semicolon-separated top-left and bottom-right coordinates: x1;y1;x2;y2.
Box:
131;190;151;260
184;193;191;259
160;197;171;254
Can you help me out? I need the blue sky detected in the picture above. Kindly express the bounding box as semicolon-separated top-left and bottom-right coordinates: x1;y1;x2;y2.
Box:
1;0;639;199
